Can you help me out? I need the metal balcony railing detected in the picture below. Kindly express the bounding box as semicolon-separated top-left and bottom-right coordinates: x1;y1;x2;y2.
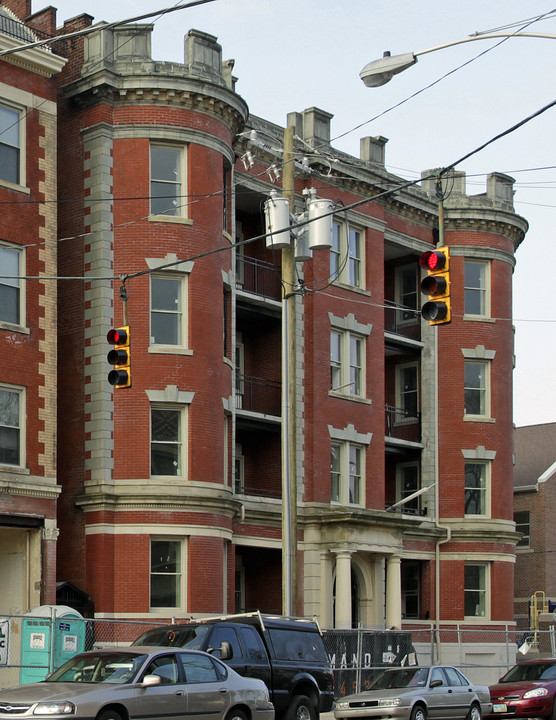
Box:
235;373;281;417
384;300;421;338
234;482;282;499
0;14;66;56
385;404;421;440
236;256;281;301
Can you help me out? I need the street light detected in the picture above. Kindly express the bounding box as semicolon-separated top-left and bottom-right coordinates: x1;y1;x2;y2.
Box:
360;31;556;87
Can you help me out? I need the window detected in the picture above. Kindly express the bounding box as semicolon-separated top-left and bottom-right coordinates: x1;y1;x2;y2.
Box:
145;655;179;684
330;221;364;288
464;563;488;618
397;463;420;514
464;260;489;317
465;462;488;515
464;360;489;417
0;385;22;466
150;539;183;609
0;244;23;326
234;443;244;494
330;330;364;397
401;560;421;618
150;274;184;346
395;363;419;422
515;510;531;547
331;442;364;506
150;144;185;218
395;265;419;323
151;407;183;476
180;653;221;683
0;103;21;185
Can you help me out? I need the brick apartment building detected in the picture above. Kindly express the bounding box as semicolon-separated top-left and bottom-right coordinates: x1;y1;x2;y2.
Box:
1;4;526;653
0;1;65;615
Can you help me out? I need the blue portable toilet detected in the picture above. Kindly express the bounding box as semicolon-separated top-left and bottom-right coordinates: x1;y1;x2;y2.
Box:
20;605;85;684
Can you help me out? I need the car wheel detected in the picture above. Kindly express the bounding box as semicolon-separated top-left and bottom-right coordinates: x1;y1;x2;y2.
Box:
410;704;427;720
96;710;124;720
466;703;482;720
286;695;317;720
225;710;248;720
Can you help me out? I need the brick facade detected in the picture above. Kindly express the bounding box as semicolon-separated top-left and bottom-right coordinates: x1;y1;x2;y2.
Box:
0;8;526;650
0;3;65;613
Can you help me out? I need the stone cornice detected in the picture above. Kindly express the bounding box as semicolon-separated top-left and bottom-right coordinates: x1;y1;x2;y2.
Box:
64;69;248;136
0;477;61;499
76;487;242;519
445;211;528;248
0;36;66;77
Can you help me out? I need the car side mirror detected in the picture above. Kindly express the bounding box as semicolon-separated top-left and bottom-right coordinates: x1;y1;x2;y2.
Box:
208;641;233;660
430;679;443;688
142;674;162;687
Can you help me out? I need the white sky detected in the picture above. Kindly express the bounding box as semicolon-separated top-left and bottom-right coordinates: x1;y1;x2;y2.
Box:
43;0;556;428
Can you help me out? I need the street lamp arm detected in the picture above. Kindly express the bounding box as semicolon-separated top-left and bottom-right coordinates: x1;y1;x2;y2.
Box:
360;31;556;87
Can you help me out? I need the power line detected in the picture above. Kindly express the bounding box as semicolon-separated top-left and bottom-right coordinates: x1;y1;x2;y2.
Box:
0;0;217;58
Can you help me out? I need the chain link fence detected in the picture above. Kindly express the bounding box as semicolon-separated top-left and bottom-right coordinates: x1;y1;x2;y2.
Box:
0;611;552;694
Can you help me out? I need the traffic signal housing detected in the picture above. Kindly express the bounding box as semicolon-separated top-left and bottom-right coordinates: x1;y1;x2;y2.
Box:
107;326;131;388
420;247;451;325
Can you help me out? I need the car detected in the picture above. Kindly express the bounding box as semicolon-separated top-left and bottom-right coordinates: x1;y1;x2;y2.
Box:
333;665;492;720
0;646;275;720
488;658;556;719
132;613;334;720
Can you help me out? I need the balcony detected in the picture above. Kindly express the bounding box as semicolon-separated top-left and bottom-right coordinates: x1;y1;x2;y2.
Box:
384;301;421;340
236;256;281;301
0;13;66;56
236;374;281;418
385;404;421;444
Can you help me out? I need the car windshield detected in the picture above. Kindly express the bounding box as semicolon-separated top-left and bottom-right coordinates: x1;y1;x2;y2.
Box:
368;668;429;690
132;625;210;649
46;653;147;684
501;662;556;683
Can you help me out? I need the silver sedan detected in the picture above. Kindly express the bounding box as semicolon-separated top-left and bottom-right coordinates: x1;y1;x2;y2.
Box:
334;666;492;720
0;646;275;720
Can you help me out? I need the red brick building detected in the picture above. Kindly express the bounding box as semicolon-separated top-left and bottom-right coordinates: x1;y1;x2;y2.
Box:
0;0;65;615
1;6;526;657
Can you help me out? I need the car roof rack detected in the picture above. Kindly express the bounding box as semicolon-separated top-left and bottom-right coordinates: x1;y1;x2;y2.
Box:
168;610;323;634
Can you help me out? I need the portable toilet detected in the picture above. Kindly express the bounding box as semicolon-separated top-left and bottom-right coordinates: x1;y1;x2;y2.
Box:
20;605;85;684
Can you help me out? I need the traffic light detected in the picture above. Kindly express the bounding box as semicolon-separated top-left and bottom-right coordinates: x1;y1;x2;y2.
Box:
107;326;131;388
419;246;451;325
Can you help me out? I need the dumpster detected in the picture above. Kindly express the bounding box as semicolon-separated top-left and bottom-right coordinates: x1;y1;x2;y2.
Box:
20;605;85;684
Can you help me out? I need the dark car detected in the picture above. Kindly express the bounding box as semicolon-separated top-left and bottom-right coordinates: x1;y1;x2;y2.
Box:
488;658;556;719
132;612;334;720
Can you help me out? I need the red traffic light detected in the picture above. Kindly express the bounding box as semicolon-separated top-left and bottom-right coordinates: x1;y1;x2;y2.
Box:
107;327;128;345
420;250;447;272
107;326;131;388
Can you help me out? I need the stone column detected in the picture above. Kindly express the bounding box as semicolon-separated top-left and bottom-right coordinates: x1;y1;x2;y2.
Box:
319;550;333;627
385;555;402;628
334;549;353;629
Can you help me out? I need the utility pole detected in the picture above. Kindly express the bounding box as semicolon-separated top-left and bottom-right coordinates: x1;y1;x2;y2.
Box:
281;122;297;616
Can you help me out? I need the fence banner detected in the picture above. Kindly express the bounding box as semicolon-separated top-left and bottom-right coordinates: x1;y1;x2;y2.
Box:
0;620;8;665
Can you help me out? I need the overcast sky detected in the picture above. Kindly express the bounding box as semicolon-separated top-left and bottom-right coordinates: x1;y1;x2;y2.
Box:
44;0;556;428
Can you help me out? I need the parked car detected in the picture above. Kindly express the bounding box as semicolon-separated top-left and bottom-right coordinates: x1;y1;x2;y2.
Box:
0;646;274;720
132;612;334;720
334;665;491;720
488;658;556;719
